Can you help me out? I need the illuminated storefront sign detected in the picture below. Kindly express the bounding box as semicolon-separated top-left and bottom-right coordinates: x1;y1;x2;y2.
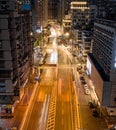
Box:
22;0;31;10
87;58;92;75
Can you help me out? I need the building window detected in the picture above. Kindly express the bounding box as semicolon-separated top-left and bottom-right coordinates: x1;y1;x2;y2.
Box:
0;51;3;58
115;56;116;61
0;81;5;87
0;41;2;48
0;61;4;68
114;63;116;68
114;98;116;102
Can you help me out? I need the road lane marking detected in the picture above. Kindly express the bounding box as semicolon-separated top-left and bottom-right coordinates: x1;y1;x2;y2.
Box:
46;87;56;130
73;82;81;129
38;94;50;130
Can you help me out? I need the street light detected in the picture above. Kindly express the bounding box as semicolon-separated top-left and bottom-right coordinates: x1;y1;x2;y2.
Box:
65;32;69;37
64;32;70;45
30;32;33;36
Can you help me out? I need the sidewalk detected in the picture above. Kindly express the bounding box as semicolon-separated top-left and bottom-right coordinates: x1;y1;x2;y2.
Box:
0;82;38;130
83;74;116;129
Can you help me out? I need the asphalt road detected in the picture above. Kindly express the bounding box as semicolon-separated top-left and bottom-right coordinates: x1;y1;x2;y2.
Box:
1;37;107;130
23;38;77;130
55;47;74;130
24;67;57;130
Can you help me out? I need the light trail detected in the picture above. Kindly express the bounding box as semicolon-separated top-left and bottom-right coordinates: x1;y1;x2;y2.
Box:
50;51;57;63
38;94;50;130
19;83;39;130
73;82;81;129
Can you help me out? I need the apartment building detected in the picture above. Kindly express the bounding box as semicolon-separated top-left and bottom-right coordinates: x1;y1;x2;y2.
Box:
62;15;72;32
0;0;33;113
35;0;48;31
87;18;116;112
81;31;91;55
70;1;96;57
48;0;59;20
70;1;90;29
58;0;71;23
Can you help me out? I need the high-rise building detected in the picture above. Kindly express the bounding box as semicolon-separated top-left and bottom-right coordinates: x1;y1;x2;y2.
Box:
64;0;72;15
35;0;48;31
62;15;72;32
70;1;96;30
70;0;96;58
87;1;116;116
0;0;33;113
48;0;59;20
57;0;71;25
92;0;116;21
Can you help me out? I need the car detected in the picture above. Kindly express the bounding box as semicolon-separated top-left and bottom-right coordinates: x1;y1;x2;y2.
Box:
84;84;88;89
80;76;86;84
80;76;84;80
77;64;82;70
78;70;83;74
81;79;85;83
92;109;99;117
81;79;86;84
88;100;95;108
85;88;90;95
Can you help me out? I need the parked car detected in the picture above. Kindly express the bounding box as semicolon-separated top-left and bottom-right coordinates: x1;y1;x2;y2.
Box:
80;76;86;84
82;79;86;84
77;64;82;70
84;84;89;89
88;100;95;108
80;76;84;80
85;88;90;95
92;109;99;117
78;70;83;74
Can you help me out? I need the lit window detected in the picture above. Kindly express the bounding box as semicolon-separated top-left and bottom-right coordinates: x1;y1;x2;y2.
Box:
114;63;116;68
115;56;116;61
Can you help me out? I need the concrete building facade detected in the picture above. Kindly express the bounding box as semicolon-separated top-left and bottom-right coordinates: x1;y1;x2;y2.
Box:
48;0;59;20
35;0;48;31
87;18;116;110
70;1;96;59
0;0;33;113
81;31;92;56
